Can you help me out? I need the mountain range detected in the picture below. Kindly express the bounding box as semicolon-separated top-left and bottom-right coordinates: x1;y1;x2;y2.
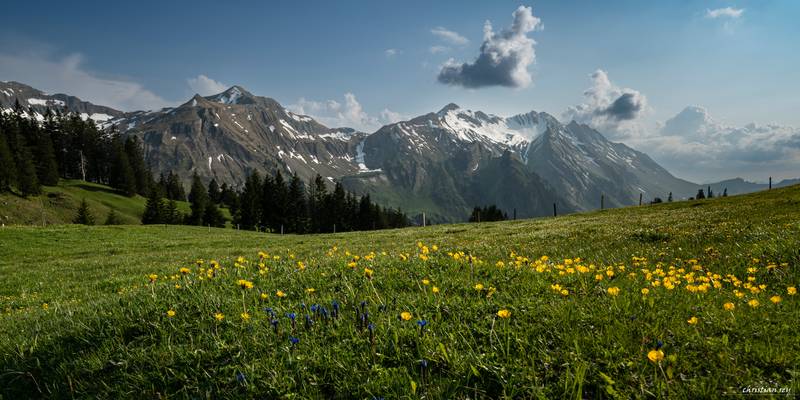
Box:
2;80;794;222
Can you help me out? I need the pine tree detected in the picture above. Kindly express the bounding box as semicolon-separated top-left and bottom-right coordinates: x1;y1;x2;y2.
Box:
203;202;226;228
723;188;728;197
236;171;261;230
32;124;60;186
104;209;122;225
696;189;706;199
187;173;208;226
15;138;41;196
124;136;150;195
287;174;307;233
166;171;186;200
141;188;164;224
207;178;220;204
73;198;95;225
109;138;137;196
667;192;673;202
163;199;181;224
0;130;16;191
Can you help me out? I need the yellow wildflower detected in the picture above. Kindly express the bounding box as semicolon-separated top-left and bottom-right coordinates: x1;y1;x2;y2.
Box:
687;316;698;325
769;295;781;304
724;302;735;311
400;311;412;321
496;309;511;319
607;287;620;296
647;349;664;363
167;310;176;318
214;312;225;321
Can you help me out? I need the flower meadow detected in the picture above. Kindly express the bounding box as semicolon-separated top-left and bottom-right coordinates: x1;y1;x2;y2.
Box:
1;186;800;398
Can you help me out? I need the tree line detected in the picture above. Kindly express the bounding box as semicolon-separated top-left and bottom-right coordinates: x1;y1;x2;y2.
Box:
0;100;151;196
141;170;410;233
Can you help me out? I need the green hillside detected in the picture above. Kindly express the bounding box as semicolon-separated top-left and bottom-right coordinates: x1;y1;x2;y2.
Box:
0;180;226;226
1;185;798;398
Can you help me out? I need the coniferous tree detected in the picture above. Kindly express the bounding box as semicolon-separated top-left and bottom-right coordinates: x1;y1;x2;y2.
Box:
187;173;208;225
203;201;226;228
668;192;673;202
287;174;307;233
141;187;164;224
0;130;16;191
124;136;149;195
32;122;59;186
109;138;137;196
15;137;40;196
207;178;220;203
236;170;261;230
708;186;714;198
722;188;728;197
272;171;289;232
73;198;95;225
104;209;122;225
696;189;706;199
163;199;181;224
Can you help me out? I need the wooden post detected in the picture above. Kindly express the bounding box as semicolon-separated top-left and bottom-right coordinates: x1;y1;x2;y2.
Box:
601;194;604;210
281;224;284;235
553;203;557;217
769;177;772;190
639;193;643;206
513;208;516;220
333;223;336;233
422;212;426;227
237;224;240;231
208;224;210;232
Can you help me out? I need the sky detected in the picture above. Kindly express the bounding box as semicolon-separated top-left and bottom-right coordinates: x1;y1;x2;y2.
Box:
1;0;798;183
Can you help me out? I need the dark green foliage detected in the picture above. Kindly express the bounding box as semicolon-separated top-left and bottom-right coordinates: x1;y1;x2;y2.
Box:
141;188;162;224
469;205;508;222
207;178;220;203
696;189;706;199
0;129;16;191
72;198;94;225
187;173;208;226
109;138;137;196
104;209;122;225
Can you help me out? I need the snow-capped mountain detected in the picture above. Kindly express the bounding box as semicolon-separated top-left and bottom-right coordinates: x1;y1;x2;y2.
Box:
110;86;365;186
1;81;710;221
0;81;123;123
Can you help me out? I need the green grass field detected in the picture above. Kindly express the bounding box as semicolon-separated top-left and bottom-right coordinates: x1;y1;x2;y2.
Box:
1;186;799;398
0;180;229;227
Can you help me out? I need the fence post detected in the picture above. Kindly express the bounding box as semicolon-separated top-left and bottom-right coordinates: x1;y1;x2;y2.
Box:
422;212;426;227
553;203;557;217
281;224;284;235
601;194;604;210
639;193;643;206
769;177;772;190
513;208;517;220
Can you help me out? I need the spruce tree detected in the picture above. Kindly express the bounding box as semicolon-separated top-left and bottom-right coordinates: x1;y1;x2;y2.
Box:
696;189;706;199
163;199;181;224
15;138;41;196
73;198;95;225
141;188;164;224
287;174;307;233
187;173;208;225
110;138;137;196
104;209;122;225
207;178;220;203
203;202;226;228
668;192;673;202
0;131;16;191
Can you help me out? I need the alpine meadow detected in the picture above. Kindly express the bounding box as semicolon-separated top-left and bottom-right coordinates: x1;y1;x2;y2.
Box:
2;1;800;398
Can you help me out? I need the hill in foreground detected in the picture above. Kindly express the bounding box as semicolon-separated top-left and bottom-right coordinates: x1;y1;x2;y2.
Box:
1;185;799;398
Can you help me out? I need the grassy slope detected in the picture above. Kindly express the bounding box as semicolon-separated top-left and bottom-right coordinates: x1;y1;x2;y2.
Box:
1;186;799;398
0;180;226;226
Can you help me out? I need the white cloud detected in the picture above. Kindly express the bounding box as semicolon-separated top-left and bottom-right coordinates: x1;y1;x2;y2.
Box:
562;69;648;139
187;74;228;96
384;48;401;58
629;106;800;182
0;51;171;111
431;27;469;45
429;45;450;54
437;6;541;89
706;7;744;19
288;93;404;132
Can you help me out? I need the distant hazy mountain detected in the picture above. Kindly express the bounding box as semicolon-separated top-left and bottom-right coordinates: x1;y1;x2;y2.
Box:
2;81;791;221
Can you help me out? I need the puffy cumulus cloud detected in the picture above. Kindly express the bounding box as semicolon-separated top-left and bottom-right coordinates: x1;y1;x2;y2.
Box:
562;69;648;139
635;106;800;182
288;93;405;132
0;51;171;111
706;7;744;19
437;6;541;89
187;74;228;96
430;27;469;45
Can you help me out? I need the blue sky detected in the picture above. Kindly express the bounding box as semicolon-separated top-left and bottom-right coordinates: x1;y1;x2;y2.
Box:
1;0;799;182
